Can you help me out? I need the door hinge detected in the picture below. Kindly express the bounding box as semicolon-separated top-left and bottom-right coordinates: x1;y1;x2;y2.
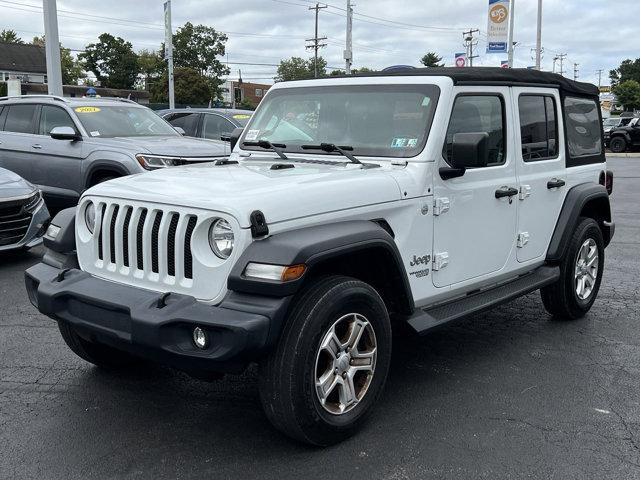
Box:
433;197;450;216
433;252;449;271
517;232;530;248
519;185;531;201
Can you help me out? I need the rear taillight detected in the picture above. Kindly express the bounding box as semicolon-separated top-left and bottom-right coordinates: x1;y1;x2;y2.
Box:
599;170;613;195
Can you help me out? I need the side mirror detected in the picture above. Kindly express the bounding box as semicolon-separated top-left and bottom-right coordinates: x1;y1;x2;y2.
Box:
174;126;186;135
50;126;81;141
229;127;243;151
440;132;489;180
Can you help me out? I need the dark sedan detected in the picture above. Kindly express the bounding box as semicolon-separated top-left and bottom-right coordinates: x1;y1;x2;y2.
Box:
158;108;252;143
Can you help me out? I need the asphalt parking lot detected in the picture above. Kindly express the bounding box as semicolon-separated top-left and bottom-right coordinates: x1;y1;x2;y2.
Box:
1;156;638;480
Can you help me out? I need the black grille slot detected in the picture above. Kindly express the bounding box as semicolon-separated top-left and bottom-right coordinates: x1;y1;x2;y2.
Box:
151;211;163;274
98;204;106;260
184;216;197;279
109;205;119;264
0;200;31;246
136;209;148;270
122;207;132;267
167;213;179;277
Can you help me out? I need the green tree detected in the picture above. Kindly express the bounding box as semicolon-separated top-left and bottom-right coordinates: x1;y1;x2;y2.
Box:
32;35;84;85
420;52;444;68
275;56;326;82
610;59;640;87
162;22;229;98
80;33;140;89
613;80;640;111
238;98;256;110
138;49;164;90
0;29;23;44
150;67;212;105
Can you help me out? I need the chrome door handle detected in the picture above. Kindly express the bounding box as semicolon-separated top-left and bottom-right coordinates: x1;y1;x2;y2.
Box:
32;144;43;149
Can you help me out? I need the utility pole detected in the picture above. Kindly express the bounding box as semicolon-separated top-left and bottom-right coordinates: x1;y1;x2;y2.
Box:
306;3;327;78
552;56;558;73
557;53;567;76
507;0;516;68
535;0;542;70
596;69;604;89
42;0;63;95
573;63;579;81
463;29;479;67
164;1;174;109
344;0;353;74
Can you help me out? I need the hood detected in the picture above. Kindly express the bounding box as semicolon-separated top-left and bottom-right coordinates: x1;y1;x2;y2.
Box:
0;167;36;198
87;160;403;227
88;135;228;158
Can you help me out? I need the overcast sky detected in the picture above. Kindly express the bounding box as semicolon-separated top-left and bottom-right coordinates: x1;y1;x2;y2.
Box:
1;0;637;86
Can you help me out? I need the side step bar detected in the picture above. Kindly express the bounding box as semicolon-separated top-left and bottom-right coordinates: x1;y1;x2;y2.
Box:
407;265;560;335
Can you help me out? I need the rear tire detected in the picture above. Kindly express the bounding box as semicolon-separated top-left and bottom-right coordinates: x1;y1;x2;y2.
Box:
609;136;627;154
58;321;139;369
541;217;604;319
259;276;392;446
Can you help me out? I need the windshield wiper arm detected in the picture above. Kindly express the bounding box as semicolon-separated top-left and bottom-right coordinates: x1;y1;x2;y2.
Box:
242;140;288;160
301;143;368;167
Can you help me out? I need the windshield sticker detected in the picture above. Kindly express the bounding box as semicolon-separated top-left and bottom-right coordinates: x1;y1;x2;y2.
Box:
75;106;101;113
90;131;101;136
245;129;260;141
391;137;418;148
233;114;251;120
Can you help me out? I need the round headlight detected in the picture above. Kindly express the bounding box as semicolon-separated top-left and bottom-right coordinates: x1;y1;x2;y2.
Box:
85;202;96;233
209;219;234;259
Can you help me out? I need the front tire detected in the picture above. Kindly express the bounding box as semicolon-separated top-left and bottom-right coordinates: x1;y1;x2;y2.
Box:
259;276;392;446
58;321;139;369
609;136;627;154
541;217;604;319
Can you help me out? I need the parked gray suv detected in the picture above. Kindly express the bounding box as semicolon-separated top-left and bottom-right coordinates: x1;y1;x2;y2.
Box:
0;95;229;208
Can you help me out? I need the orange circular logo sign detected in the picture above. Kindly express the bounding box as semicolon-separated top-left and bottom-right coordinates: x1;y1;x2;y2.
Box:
490;4;508;23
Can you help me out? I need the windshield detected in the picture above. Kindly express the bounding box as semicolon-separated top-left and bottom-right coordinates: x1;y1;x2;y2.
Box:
74;105;179;138
242;84;440;158
603;118;620;126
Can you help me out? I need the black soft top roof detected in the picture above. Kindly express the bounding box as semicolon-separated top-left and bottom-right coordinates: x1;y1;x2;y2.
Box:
352;67;599;99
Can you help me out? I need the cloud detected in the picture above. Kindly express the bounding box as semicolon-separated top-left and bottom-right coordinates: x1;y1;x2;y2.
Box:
1;0;636;85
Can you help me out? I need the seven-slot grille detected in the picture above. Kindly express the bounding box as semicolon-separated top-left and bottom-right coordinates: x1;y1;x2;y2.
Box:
0;197;32;247
94;202;198;283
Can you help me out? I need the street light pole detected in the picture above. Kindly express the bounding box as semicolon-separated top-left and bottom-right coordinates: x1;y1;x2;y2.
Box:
164;1;175;109
42;0;63;95
535;0;542;70
507;0;516;68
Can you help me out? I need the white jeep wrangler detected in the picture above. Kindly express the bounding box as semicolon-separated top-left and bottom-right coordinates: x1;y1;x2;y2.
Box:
26;68;614;446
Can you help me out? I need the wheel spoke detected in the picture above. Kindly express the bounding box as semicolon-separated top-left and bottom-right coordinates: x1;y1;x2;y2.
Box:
320;329;341;359
587;255;598;268
316;370;338;404
338;374;358;410
350;348;376;371
345;318;366;350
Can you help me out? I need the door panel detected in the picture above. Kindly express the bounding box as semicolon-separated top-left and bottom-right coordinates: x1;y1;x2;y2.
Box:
513;89;567;262
433;89;518;288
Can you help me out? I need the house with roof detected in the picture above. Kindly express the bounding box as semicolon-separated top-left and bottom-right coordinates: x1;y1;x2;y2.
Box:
0;41;47;83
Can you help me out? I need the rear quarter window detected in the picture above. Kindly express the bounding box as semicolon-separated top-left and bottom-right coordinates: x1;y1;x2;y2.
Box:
4;104;37;134
564;97;602;159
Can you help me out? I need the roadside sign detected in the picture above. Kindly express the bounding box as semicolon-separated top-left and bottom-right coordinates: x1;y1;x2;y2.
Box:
486;0;510;53
455;53;467;68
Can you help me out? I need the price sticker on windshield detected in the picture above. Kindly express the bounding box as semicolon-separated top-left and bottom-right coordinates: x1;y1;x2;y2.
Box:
75;107;101;113
233;114;251;120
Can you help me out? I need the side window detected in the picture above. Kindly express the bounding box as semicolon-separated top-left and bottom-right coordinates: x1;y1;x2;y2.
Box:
4;104;37;134
563;97;602;158
518;95;558;161
39;105;76;135
203;114;234;140
444;95;505;167
165;112;199;137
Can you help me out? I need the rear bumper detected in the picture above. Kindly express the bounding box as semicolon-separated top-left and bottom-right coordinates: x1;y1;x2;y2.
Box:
25;262;290;373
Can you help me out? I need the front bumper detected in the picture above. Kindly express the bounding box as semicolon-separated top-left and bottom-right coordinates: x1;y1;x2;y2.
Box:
25;262;289;373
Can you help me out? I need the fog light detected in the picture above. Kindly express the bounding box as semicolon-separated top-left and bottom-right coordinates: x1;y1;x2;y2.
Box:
193;327;208;349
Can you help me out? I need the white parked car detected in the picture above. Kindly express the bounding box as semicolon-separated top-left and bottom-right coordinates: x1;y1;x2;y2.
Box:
26;68;614;446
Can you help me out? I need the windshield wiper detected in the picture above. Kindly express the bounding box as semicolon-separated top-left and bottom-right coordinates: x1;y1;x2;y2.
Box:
242;140;288;160
301;143;369;167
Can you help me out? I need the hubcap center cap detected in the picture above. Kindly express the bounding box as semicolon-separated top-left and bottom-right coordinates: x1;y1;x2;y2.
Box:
336;353;350;374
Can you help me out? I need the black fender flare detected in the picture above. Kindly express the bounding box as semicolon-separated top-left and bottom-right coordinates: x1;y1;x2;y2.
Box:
546;183;613;263
228;220;414;311
609;132;631;144
84;161;131;189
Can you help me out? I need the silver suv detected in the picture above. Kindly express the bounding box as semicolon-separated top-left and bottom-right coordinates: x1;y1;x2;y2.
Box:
0;95;229;209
